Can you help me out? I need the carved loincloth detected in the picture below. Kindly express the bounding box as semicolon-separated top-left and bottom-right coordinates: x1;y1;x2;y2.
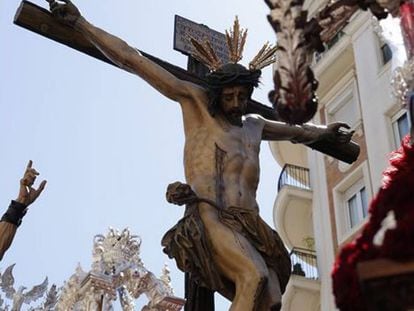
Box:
161;199;291;294
219;205;291;293
162;142;291;295
161;202;223;290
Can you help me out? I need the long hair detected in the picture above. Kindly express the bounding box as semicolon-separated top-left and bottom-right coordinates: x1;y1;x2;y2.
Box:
205;63;261;116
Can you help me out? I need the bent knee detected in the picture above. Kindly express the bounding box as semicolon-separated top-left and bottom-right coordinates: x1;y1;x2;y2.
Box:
270;302;282;311
240;268;269;290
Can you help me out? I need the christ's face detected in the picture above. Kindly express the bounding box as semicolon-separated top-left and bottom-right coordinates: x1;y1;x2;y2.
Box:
219;85;250;127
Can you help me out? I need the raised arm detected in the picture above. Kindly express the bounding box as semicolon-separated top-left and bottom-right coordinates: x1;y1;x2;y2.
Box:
48;0;200;102
0;161;46;260
256;115;354;145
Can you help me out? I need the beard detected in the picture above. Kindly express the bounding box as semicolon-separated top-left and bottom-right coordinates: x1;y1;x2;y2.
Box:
225;110;243;127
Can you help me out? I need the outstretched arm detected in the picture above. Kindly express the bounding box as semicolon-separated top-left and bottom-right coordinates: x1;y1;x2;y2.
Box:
259;115;354;145
48;0;201;102
0;161;46;260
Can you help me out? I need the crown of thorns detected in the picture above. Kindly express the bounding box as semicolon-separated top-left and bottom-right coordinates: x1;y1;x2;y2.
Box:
189;16;278;72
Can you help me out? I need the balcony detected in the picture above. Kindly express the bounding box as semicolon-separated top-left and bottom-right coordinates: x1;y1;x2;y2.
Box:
310;12;378;101
269;140;308;169
278;164;311;192
281;248;321;311
290;247;318;280
313;31;346;65
273;164;314;250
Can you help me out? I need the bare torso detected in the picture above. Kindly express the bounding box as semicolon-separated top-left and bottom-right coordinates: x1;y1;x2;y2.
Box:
180;90;264;211
177;90;284;309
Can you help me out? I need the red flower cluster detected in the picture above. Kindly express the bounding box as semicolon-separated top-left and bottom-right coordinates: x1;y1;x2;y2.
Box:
332;135;414;311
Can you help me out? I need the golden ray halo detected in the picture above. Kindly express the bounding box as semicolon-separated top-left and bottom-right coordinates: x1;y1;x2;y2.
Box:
189;16;278;72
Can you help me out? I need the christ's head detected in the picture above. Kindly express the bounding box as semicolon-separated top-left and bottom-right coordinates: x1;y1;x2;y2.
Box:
205;63;261;126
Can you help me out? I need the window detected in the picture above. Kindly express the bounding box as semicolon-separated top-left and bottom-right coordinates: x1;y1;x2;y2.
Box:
326;78;361;129
392;111;409;147
333;163;372;243
380;43;392;65
328;93;356;123
347;186;368;228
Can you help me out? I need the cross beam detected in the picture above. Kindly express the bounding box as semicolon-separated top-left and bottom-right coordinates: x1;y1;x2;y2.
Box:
13;1;360;164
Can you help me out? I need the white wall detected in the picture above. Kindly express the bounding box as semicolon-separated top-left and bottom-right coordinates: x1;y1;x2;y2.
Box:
308;11;396;311
308;150;338;311
350;12;395;191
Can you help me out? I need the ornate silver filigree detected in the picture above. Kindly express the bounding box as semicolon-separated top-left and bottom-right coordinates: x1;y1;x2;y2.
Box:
0;293;9;311
29;285;59;311
0;264;49;311
391;58;414;107
118;286;135;311
56;227;185;311
372;14;411;109
371;16;387;44
55;264;87;311
92;228;143;276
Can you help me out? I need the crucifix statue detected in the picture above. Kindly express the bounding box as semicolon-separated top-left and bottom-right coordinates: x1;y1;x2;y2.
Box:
19;1;358;310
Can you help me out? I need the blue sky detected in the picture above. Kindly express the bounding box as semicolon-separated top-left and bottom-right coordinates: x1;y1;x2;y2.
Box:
0;0;282;309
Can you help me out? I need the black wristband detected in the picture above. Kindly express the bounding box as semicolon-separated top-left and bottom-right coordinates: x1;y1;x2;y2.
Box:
1;200;27;227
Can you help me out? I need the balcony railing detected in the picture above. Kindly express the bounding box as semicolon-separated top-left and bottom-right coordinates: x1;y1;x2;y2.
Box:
313;30;346;64
277;164;311;192
290;247;319;280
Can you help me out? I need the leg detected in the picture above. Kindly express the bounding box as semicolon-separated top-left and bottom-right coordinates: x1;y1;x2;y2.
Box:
257;269;282;311
199;203;269;311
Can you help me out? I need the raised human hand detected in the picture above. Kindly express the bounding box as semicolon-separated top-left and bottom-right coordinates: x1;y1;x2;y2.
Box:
47;0;81;27
16;160;47;207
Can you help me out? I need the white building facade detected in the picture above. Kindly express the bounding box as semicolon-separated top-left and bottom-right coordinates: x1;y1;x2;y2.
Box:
270;2;409;310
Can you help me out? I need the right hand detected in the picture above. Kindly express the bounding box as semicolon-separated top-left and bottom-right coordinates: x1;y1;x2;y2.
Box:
16;160;47;207
47;0;81;27
324;122;354;144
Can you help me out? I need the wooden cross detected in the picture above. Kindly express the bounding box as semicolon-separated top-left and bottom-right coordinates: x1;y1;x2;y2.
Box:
13;0;360;164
